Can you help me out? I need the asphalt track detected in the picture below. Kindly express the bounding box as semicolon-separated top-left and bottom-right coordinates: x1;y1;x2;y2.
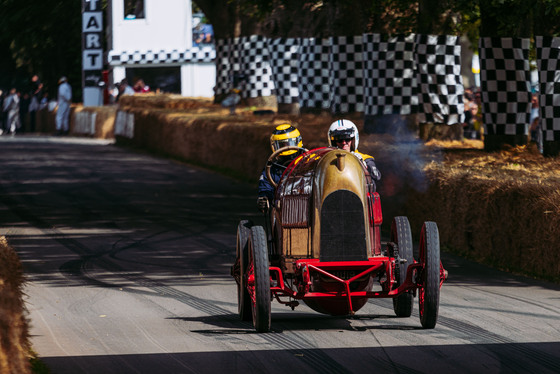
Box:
0;135;559;374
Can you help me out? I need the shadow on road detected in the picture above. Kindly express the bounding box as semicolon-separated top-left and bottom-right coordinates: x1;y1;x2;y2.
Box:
39;341;560;374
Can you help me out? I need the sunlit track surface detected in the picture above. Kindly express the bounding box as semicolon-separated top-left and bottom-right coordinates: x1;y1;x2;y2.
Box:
1;136;559;374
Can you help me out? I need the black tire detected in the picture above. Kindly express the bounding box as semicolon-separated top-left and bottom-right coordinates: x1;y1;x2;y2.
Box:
418;221;441;329
237;220;252;321
249;226;271;332
391;217;414;318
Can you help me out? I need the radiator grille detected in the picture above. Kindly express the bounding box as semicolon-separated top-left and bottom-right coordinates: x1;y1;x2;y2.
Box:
320;190;367;261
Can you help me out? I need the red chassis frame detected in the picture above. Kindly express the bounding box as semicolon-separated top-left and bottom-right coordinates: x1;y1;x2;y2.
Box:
245;257;447;315
236;147;449;330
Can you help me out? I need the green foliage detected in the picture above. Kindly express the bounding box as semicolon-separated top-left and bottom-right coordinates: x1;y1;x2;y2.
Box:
1;0;558;99
0;0;83;99
449;0;481;50
543;0;560;14
480;0;535;37
239;0;275;19
370;0;418;34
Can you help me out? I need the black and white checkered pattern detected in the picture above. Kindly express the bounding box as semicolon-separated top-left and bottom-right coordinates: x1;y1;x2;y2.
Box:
266;38;301;104
415;34;464;125
363;33;418;116
298;38;332;109
107;47;215;65
479;37;531;136
214;36;275;99
238;35;275;98
536;36;560;142
330;36;364;113
214;38;235;97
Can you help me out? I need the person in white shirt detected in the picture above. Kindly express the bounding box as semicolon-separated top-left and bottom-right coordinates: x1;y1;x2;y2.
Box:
56;76;72;135
3;88;20;135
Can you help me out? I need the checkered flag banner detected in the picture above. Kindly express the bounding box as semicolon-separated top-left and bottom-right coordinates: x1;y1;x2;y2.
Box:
536;36;560;142
107;47;215;65
214;36;275;99
298;37;332;109
363;33;418;116
266;38;301;104
415;34;464;125
214;38;234;97
330;36;364;113
238;35;275;98
479;37;531;136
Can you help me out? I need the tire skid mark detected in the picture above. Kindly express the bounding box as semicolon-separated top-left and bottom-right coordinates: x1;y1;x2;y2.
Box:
53;228;352;374
82;246;354;374
260;332;353;374
459;285;560;316
83;181;241;253
2;189;358;373
356;300;560;373
6;157;558;373
438;316;560;372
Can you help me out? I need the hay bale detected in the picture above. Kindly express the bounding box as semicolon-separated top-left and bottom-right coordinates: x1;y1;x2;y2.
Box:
398;146;560;282
118;94;215;110
116;95;560;282
0;236;30;374
71;105;118;139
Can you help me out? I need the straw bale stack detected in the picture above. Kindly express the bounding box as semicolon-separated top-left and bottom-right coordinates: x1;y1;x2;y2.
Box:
0;236;30;374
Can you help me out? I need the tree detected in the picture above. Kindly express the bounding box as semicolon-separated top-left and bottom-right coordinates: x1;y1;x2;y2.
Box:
0;0;82;100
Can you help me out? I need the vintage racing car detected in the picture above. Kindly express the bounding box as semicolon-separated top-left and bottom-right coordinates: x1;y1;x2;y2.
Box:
232;145;447;332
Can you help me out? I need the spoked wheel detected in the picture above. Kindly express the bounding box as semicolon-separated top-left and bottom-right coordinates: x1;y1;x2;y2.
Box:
248;226;271;332
236;220;253;321
418;221;441;329
390;216;414;317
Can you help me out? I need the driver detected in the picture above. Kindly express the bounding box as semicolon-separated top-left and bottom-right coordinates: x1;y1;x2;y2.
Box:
257;124;304;212
328;119;381;189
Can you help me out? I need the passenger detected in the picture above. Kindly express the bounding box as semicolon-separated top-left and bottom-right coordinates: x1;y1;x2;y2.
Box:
328;119;381;189
257;124;304;212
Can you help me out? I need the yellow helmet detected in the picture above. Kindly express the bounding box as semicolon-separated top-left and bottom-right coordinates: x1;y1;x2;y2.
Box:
270;124;303;156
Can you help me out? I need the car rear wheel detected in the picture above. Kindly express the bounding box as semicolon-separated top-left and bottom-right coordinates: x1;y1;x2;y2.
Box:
418;221;441;329
249;226;271;332
237;220;252;321
391;216;414;317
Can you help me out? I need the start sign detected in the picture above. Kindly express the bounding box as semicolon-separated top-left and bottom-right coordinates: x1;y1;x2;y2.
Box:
82;0;104;105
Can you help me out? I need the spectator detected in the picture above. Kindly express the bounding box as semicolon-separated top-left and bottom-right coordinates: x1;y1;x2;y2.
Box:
462;88;480;139
107;84;119;103
28;92;40;133
117;78;134;101
3;88;20;135
194;23;214;46
133;79;150;93
529;93;542;153
39;92;49;110
56;77;72;135
18;93;30;133
29;75;43;132
473;88;484;138
0;90;4;134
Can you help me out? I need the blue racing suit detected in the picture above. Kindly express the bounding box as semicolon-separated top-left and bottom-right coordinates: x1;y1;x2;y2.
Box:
257;155;295;203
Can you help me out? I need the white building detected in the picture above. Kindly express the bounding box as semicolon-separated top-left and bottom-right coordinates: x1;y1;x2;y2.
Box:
106;0;216;97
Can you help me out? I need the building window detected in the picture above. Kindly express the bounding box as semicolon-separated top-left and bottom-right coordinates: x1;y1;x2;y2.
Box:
124;0;145;20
